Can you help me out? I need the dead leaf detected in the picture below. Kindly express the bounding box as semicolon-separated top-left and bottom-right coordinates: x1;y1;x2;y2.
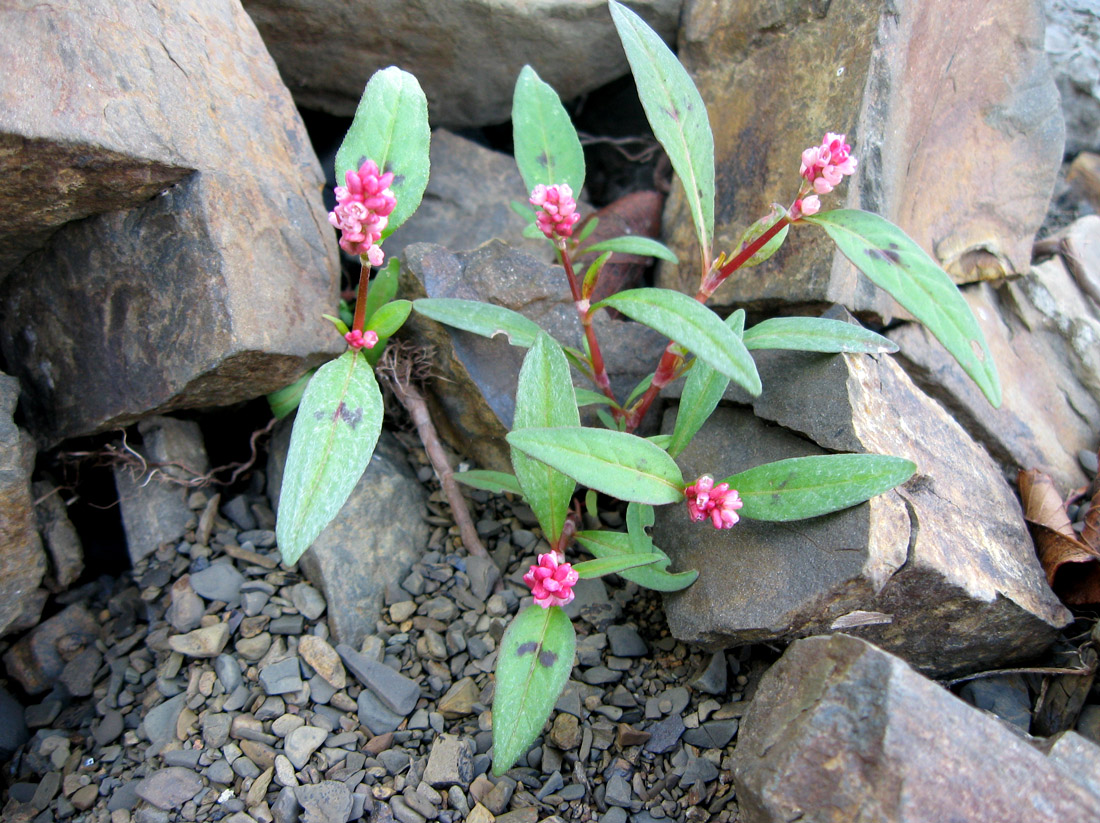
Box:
1019;469;1076;538
1081;486;1100;552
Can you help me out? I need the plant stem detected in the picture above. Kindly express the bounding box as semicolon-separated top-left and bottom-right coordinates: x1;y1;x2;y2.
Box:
351;259;370;333
559;241;617;406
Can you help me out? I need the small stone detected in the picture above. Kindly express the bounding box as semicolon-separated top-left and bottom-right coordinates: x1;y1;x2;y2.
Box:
606;625;647;658
549;714;581;750
604;773;632;808
215;654;243;692
71;784;99;811
616;724;651;748
271;713;305;737
259;657;303;696
236;633;274;661
582;666;621;685
94;709;124;746
481;776;516;815
421;597;458;622
424;734;473;789
391;796;427;823
644;714;686;754
274;755;298;787
136;767;203;810
438;677;479;719
284;726;328;770
296;780;351;823
167;576;205;633
298;636;345;690
272;786;300;823
203;712;232;748
465;555;501;601
680;756;719;786
682;720;738;749
357;687;406;735
289;584;326;621
337;644;419;715
269;615;305;635
168;623;230;658
466;803;495;823
690;652;728;696
190;561;246;604
390;601;417;623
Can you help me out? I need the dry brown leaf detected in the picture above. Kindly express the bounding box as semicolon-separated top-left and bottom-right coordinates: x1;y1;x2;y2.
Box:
1081;486;1100;552
1019;469;1100;605
1019;468;1076;538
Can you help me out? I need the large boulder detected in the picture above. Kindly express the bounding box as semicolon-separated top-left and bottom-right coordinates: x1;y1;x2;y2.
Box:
658;0;1063;315
1044;0;1100;157
240;0;682;128
0;0;342;444
654;332;1070;676
735;634;1100;823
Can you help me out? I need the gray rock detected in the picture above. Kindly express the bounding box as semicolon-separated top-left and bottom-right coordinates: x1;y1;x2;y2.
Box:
142;693;187;756
604;773;633;808
960;675;1033;731
93;709;123;747
2;603;99;694
465;555;502;603
168;623;231;659
735;634;1100;823
423;734;473;789
680;756;720;787
205;758;236;785
166;575;206;633
338;643;420;715
241;0;681;127
643;714;685;754
259;657;304;696
295;780;352;823
0;0;341;444
31;479;83;588
0;686;28;758
189;560;246;605
58;647;102;697
690;651;728;696
284;725;328;770
656;343;1070;676
272;786;301;823
288;583;326;622
215;654;243;693
136;767;204;810
1044;731;1100;801
268;430;428;648
357;687;406;736
682;720;738;749
202;712;232;749
606;625;647;658
1044;0;1100;155
223;494;257;531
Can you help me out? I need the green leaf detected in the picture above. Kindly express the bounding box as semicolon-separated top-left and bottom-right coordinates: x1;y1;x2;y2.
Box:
365;299;412;339
609;0;714;260
574;529;698;592
267;369;316;420
667;310;744;458
595;407;621;431
582;251;613;300
335;67;431;236
735;204;790;268
413;298;543;348
724;453;916;522
805;209;1001;407
585;489;599;520
625;373;654;406
595;288;761;396
492;605;576;775
506;427;685;504
512;65;585;194
583;236;679;263
572;554;663;579
575;216;600;244
742;317;899;353
454;470;523;496
512;334;580;544
511;199;538;224
646;433;673;449
574;388;616;408
276;352;384;564
322;314;350;336
362;258;401;327
626;501;655;554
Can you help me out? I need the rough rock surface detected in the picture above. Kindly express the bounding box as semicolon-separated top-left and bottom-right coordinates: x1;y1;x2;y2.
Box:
0;0;342;444
268;427;430;650
1045;0;1100;156
658;0;1064;313
399;241;667;472
240;0;682;128
735;634;1100;823
654;338;1070;676
2;604;101;695
0;372;46;638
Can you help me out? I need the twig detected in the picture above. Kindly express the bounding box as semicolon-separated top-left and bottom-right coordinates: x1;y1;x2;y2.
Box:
377;345;489;559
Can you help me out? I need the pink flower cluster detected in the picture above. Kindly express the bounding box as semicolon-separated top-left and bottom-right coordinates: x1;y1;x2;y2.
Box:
345;329;378;351
329;160;397;266
523;552;579;608
796;132;858;217
684;475;744;530
530;184;581;240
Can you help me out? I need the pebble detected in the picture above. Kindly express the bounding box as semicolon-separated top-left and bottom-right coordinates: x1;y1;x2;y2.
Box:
296;780;352;823
284;725;328;770
606;625;648;657
168;623;230;658
289;584;326;621
298;635;345;689
424;734;473;789
549;713;581;750
438;677;479;718
337;644;420;715
135;767;203;810
189;561;246;604
259;657;303;696
644;714;686;754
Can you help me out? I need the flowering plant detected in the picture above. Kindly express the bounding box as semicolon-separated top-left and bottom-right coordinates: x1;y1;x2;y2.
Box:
274;2;1001;777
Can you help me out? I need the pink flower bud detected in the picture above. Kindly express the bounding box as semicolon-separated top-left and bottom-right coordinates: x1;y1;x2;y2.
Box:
329;159;398;263
793;195;821;218
345;329;379;351
529;183;582;240
799;133;858;199
684;474;744;530
523;552;580;608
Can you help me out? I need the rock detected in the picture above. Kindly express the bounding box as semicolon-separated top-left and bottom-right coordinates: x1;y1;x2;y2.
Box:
241;0;681;127
142;693;188;755
166;575;206;634
0;372;46;636
1044;0;1100;156
424;734;473;789
690;651;727;696
259;657;304;696
31;480;83;589
189;560;247;605
960;675;1033;731
606;625;647;658
284;725;328;770
465;555;501;603
644;714;685;754
2;603;100;693
135;767;203;811
0;0;341;444
113;417;209;563
658;0;1063;311
734;634;1100;822
890;256;1100;490
0;686;28;759
295;780;352;823
398;242;668;471
385;129;552;263
655;341;1070;676
168;623;230;659
297;635;345;690
287;583;327;622
549;713;582;750
356;686;406;736
268;428;428;649
337;644;420;715
682;720;737;749
58;647;103;697
437;676;480;719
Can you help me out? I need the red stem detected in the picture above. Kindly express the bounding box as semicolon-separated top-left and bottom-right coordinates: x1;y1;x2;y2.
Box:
559;242;617;406
351;259;370;333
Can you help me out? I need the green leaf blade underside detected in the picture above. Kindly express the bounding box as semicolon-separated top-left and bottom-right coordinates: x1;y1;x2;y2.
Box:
583;236;679;263
805;209;1000;406
276;352;384;564
609;0;715;260
512;65;586;194
335;67;431;236
596;288;761;396
492;605;576;775
506;427;685;505
512;334;580;544
742;316;899;354
365;299;412;339
668;310;744;458
268;369;316;420
454;470;523;496
574;529;697;592
412;298;543;348
724;453;917;522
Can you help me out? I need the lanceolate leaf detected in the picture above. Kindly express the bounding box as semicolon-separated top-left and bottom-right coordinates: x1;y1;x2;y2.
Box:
413;298;543;348
267;369;316;420
276;352;384;564
583;236;679;263
668;310;744;458
362;258;401;327
512;335;580;544
805;209;1001;407
507;427;685;504
572;554;664;579
513;65;585;194
595;288;761;396
609;0;715;261
574;388;616;408
365;299;412;339
335;67;430;235
454;470;524;496
724;454;916;522
492;605;575;775
737;205;790;268
742;317;898;353
575;529;698;592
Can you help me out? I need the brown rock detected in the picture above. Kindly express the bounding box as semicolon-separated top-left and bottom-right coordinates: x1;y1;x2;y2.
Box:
2;604;100;694
735;634;1100;822
168;623;230;659
438;676;480;719
0;0;341;444
31;481;83;590
548;713;581;750
297;635;345;690
658;0;1062;313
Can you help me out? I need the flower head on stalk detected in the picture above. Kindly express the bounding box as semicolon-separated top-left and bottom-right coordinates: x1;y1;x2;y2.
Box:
329;160;397;265
523;552;579;608
344;329;378;351
684;474;744;529
800;133;858;196
530;184;581;240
